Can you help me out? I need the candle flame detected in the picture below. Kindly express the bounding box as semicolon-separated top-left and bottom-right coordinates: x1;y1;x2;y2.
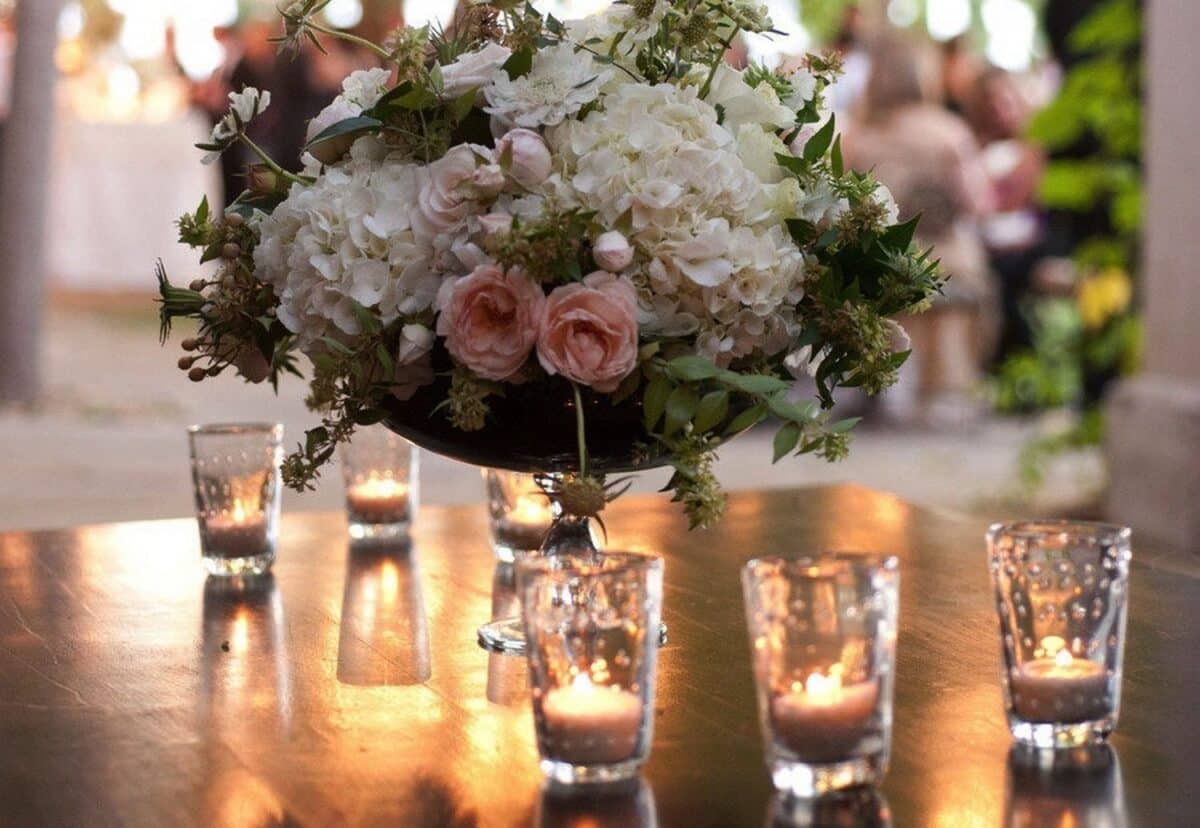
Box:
1054;648;1073;667
1041;633;1070;652
232;500;247;522
803;670;843;701
511;496;553;524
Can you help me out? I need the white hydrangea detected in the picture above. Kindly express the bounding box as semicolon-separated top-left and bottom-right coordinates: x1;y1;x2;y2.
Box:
784;68;819;110
704;65;795;133
484;44;612;133
546;82;807;365
253;153;438;349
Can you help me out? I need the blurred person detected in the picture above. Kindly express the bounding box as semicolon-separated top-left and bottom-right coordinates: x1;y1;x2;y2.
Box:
966;68;1047;363
844;35;996;423
941;36;982;117
827;5;873;117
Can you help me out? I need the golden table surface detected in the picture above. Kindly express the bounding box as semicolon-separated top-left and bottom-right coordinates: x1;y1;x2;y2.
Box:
0;485;1196;826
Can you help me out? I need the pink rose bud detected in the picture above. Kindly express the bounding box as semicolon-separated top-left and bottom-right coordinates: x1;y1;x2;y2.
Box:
537;272;639;393
477;213;514;245
592;231;634;272
436;263;546;381
496;128;552;188
472;163;506;198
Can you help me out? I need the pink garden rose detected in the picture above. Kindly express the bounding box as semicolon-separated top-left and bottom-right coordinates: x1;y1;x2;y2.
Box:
537;272;639;392
495;128;552;188
436;263;545;381
415;144;491;237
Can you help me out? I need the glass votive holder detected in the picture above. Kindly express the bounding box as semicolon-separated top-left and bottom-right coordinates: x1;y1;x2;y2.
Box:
742;554;900;798
340;427;419;541
485;469;556;562
988;521;1132;749
519;551;664;786
188;423;283;577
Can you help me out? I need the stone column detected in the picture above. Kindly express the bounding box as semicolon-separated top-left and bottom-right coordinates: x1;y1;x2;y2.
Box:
0;0;61;404
1104;0;1200;551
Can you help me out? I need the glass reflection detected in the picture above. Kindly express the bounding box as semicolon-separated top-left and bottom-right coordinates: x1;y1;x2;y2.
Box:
487;562;529;705
536;778;657;828
201;574;291;731
766;787;891;827
1005;744;1127;828
337;540;431;686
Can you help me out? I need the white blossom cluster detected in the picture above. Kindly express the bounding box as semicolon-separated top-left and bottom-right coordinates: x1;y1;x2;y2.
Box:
252;2;854;369
545;77;809;364
253;142;438;349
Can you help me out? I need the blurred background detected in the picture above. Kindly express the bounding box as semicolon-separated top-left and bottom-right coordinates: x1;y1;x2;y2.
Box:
0;0;1182;549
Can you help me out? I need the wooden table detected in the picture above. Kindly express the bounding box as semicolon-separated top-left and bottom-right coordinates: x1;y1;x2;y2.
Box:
0;485;1196;826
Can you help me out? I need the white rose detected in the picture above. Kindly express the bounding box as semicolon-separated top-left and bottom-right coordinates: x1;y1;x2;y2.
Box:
593;230;634;272
441;42;513;99
496;128;552;188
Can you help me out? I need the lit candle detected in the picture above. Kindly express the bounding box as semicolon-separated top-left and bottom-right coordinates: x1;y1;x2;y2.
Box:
203;501;269;559
770;670;880;762
540;675;643;765
496;496;554;550
346;478;411;525
1010;638;1110;723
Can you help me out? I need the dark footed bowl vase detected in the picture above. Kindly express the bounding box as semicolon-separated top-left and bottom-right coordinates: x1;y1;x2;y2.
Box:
380;372;674;654
380;374;668;475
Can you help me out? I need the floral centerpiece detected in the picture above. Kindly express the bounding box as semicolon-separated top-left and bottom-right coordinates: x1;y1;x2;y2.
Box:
158;0;941;530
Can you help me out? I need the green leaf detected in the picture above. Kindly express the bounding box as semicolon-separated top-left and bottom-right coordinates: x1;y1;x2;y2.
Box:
664;385;699;436
725;402;768;435
693;390;730;433
375;343;395;374
306;115;382;150
880;214;920;249
723;373;790;395
803;114;836;163
773;422;802;462
828;416;862;434
767;392;817;424
319;336;353;355
503;48;534;79
666;355;720;381
195;195;209;225
774;152;808;176
785;218;818;246
448;88;477;122
611;369;641;405
830;135;844;177
643;375;671;430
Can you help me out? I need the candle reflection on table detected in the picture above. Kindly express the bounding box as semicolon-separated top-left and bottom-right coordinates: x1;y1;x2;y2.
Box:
1005;744;1127;828
536;777;657;828
337;540;430;686
200;573;291;732
767;787;891;827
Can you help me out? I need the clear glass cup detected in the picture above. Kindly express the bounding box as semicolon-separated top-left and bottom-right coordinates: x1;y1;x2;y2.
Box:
519;551;664;786
484;469;556;562
188;423;283;577
988;521;1132;749
340;427;419;541
742;554;900;797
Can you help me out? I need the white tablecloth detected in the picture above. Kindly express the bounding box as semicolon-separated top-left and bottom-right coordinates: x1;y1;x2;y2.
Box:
48;111;221;292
